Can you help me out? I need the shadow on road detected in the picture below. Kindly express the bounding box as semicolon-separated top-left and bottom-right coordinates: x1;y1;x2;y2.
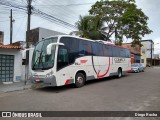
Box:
32;84;75;93
32;74;130;93
86;74;130;85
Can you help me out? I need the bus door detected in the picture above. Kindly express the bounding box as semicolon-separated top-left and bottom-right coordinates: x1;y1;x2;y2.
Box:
56;46;70;85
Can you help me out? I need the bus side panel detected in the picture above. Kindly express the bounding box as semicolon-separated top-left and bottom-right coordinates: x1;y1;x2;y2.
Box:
56;67;71;86
111;57;130;75
70;56;95;82
56;56;95;86
96;56;111;78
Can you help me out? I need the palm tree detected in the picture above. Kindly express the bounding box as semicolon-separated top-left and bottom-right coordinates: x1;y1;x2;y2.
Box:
74;15;110;41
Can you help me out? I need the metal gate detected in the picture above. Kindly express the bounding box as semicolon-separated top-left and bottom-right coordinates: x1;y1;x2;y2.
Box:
0;54;14;82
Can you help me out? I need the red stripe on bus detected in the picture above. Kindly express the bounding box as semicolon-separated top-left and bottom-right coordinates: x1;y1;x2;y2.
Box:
64;79;70;85
97;57;111;78
80;60;88;63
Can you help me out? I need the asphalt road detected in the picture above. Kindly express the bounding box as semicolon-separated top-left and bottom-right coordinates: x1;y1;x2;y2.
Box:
0;67;160;120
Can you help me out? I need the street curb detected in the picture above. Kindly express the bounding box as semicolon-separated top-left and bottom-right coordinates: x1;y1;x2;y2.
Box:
0;84;32;94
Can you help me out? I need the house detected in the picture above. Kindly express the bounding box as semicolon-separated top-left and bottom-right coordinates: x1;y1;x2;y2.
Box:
141;40;154;67
0;45;22;83
122;43;141;64
153;54;160;66
26;27;66;47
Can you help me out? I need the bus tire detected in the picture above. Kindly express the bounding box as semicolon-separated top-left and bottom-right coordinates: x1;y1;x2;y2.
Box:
75;73;85;88
117;68;122;78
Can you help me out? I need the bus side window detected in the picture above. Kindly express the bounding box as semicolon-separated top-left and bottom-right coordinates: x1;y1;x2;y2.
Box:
92;42;98;56
105;45;113;57
120;48;126;58
79;40;92;56
60;37;79;64
98;43;104;56
108;46;113;57
92;42;103;56
103;45;107;56
79;41;86;56
87;42;92;55
125;49;131;58
112;46;120;57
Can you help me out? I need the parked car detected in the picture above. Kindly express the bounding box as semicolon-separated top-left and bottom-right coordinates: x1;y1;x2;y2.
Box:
131;63;145;73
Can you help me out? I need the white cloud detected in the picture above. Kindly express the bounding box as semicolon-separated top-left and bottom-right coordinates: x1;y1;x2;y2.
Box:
0;0;160;47
136;0;160;40
0;0;98;44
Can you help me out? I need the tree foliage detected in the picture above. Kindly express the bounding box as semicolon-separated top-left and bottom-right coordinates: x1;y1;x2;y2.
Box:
75;15;109;40
89;0;152;46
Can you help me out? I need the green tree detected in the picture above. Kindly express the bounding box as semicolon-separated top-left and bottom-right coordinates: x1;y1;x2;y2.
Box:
75;15;109;40
89;0;152;46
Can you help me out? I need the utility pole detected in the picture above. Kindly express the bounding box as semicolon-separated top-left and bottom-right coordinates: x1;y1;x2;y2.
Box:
25;0;33;85
151;41;153;66
10;9;14;44
26;0;32;48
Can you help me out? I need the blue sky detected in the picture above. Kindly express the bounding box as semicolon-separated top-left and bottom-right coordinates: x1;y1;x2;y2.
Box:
0;0;160;53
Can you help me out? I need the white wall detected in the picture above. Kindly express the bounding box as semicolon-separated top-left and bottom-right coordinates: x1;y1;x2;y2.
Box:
39;27;66;41
0;49;22;82
145;41;154;58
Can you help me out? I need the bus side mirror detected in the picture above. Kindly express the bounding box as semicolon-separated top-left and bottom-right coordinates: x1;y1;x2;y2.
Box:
47;43;64;55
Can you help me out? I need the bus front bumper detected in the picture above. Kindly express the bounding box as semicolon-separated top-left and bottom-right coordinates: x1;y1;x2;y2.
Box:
29;75;57;87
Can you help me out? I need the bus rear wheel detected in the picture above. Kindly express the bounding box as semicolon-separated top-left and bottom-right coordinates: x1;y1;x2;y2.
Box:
75;73;85;88
117;68;122;78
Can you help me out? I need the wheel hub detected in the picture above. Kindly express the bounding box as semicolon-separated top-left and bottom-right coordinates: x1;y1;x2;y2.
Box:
77;77;83;84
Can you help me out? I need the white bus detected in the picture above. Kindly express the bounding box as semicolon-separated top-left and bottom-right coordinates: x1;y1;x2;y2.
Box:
30;35;131;87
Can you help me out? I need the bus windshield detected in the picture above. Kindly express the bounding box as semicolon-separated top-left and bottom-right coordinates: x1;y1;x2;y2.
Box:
32;37;58;70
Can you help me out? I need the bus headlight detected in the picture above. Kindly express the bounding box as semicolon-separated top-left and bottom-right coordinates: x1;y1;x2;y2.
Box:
46;71;53;78
46;73;51;78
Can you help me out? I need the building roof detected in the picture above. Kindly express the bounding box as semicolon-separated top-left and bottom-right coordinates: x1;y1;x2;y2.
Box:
122;44;141;55
141;39;154;43
0;45;21;49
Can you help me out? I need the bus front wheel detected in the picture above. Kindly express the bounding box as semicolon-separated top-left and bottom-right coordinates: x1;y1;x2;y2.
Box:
75;73;85;88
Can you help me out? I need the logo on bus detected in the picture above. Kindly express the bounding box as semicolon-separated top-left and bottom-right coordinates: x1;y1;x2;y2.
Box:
114;58;125;63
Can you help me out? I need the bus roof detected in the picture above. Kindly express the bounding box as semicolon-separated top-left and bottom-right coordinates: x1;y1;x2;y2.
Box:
44;35;129;50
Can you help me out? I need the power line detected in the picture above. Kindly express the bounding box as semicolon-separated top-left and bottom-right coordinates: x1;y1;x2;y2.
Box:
43;0;83;16
21;0;27;5
32;8;76;29
34;2;94;7
5;0;26;5
35;6;77;24
33;0;80;25
14;15;26;40
32;14;74;31
0;16;26;22
0;0;27;11
0;0;77;29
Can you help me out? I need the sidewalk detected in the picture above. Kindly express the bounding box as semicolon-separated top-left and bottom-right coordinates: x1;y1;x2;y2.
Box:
0;80;32;93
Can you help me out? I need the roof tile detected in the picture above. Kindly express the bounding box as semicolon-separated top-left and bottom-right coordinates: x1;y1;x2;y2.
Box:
0;45;21;49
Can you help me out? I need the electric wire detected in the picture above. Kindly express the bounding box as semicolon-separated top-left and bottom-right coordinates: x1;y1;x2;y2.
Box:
0;0;95;33
13;15;26;40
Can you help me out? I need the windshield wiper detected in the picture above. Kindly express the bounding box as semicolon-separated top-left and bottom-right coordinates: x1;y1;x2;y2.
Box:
32;50;45;70
39;52;45;69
